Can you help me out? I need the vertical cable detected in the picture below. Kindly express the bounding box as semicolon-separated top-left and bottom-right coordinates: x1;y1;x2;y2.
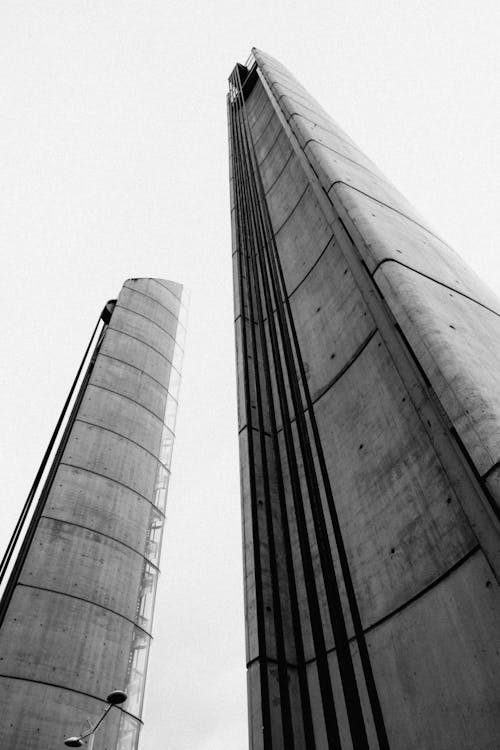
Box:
0;312;108;630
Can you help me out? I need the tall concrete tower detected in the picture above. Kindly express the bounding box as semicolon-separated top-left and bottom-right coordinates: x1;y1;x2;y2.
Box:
0;278;186;750
228;49;500;750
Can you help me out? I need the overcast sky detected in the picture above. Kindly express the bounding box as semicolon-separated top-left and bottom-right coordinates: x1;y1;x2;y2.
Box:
1;2;499;749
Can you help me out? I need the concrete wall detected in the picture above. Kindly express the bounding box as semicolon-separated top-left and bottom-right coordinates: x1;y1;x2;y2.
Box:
0;278;185;750
230;50;500;749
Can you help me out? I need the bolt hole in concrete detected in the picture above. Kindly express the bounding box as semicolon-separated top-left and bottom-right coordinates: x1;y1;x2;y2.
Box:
330;353;335;359
316;307;321;313
486;581;492;588
359;444;364;450
390;548;395;555
446;497;452;504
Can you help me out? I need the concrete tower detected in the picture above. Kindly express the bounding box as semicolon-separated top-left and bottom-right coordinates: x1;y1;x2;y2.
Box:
228;49;500;749
0;278;186;750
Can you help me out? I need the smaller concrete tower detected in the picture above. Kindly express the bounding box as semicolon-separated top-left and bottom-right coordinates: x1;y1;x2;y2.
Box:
0;278;187;750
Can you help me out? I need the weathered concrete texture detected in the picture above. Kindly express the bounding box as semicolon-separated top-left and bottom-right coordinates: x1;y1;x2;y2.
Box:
230;50;500;749
0;278;185;750
0;679;134;750
375;262;500;477
368;550;500;750
46;465;164;563
314;335;477;628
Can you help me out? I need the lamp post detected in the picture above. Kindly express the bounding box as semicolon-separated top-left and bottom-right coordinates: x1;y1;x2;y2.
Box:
64;690;127;748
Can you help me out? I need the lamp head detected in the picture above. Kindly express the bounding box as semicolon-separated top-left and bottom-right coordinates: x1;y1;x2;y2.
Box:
64;739;83;748
106;690;127;705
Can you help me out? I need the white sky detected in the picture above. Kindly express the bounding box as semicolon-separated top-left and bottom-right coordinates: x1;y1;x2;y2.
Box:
1;2;499;749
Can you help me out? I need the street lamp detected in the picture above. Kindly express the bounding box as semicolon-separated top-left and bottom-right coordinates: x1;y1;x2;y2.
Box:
64;690;127;748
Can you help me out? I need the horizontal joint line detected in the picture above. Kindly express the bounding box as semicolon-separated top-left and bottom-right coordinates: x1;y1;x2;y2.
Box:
39;515;161;571
58;462;166;516
372;258;500;321
15;583;153;636
74;418;171;470
0;674;143;723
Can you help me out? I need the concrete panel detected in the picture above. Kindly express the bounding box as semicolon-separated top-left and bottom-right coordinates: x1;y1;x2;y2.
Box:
333;182;500;312
289;241;375;401
149;277;183;301
347;644;379;749
118;286;180;341
326;649;354;750
261;239;374;429
233;249;242;320
62;420;160;502
271;80;338;133
287;667;307;747
315;334;476;628
0;678;125;750
265;153;309;234
245;80;270;127
280;92;359;157
260;130;294;192
0;586;138;703
252;111;284;165
45;464;162;560
485;465;500;514
368;550;500;749
376;262;500;475
254;49;363;149
244;428;278;663
246;86;267;123
110;306;176;363
236;316;273;435
305;661;328;749
100;328;173;391
79;384;164;458
90;354;168;422
247;98;276;145
20;517;147;623
253;52;312;100
252;329;274;436
267;661;286;749
239;428;259;662
262;429;297;665
246;661;264;750
288;109;379;174
305;139;425;226
123;278;182;318
274;185;333;295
